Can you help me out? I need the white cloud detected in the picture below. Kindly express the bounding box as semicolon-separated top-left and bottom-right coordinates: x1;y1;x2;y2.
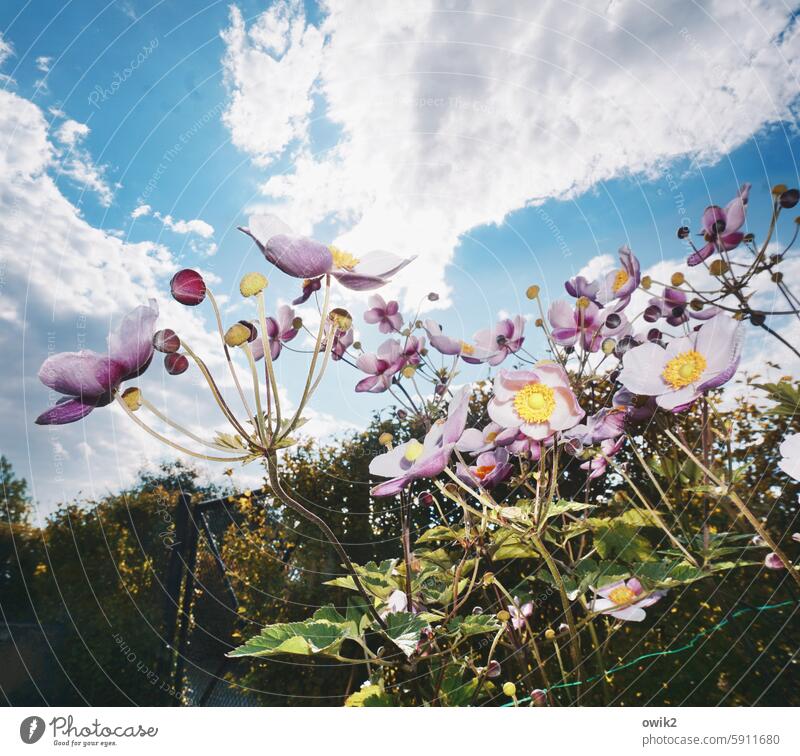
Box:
131;203;152;218
221;0;800;308
50;117;114;205
35;55;51;73
158;213;215;238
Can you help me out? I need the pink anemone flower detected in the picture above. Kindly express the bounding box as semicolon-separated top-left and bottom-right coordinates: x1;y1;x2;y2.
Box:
36;301;159;425
595;246;640;311
462;316;525;366
619;314;741;411
251;305;298;361
687;183;750;266
240;214;415;289
548;300;630;352
488;363;584;441
363;294;403;333
778;432;800;481
456;448;513;490
369;387;471;496
590;578;666;622
354;338;413;393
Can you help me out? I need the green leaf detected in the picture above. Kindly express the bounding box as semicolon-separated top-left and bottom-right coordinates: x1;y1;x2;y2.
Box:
490;528;539;561
345;684;397;707
631;560;706;586
416;525;464;544
383;612;429;657
592;521;654;562
228;606;357;659
543;499;595;521
324;560;399;599
446;613;502;639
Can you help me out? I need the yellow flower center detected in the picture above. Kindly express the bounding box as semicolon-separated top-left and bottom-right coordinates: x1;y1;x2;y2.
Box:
612;269;629;292
662;349;707;389
485;431;498;443
608;586;637;605
329;245;360;271
404;439;424;462
513;383;556;424
460;342;475;356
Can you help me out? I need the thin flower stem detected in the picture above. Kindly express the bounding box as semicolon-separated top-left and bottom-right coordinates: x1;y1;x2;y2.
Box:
529;531;582;699
265;454;388;630
307;323;335;397
279;276;331;441
180;341;253;442
116;397;249;463
665;428;800;587
604;451;700;568
206;290;255;422
256;291;282;434
140;398;232;452
242;342;268;447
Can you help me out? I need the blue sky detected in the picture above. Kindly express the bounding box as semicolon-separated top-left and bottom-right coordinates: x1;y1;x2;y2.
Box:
2;0;799;513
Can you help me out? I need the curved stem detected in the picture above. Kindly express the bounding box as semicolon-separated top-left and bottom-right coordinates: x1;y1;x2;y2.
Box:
266;454;388;630
140;398;233;452
242;342;268;447
116;397;249;463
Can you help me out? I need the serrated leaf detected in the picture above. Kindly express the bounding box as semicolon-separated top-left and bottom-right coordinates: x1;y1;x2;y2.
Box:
446;613;502;639
416;525;464;544
345;684;397;707
228;606;355;659
490;528;539;561
383;612;428;657
543;499;595;520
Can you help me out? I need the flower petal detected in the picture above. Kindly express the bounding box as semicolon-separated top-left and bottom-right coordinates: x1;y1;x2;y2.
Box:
35;397;98;425
107;299;158;380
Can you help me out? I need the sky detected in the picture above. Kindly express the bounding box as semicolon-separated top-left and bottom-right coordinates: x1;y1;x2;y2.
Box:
1;0;800;516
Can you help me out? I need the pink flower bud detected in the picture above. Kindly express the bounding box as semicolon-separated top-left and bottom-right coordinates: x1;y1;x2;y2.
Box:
153;328;180;353
764;552;785;570
170;269;206;306
486;660;501;679
530;689;547;706
164;353;189;375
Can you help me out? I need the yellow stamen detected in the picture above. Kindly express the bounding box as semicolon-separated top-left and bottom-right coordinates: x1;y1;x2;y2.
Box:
404;439;424;462
612;269;629;292
662;349;707;389
474;464;496;480
329;245;360;271
608;586;637;605
460;342;475;356
513;383;556;424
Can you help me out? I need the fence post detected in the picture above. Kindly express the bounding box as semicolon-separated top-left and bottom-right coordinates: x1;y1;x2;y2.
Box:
158;492;192;699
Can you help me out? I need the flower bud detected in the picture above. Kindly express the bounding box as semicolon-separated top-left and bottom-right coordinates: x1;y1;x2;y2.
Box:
772;183;788;196
164;353;189;375
292;317;303;330
544;628;556;640
750;312;766;327
496;610;510;622
329;307;352;331
353;341;362;351
764;552;785;570
225;322;252;347
526;285;540;299
601;338;616;355
121;387;142;411
605;313;621;329
709;259;729;276
677;226;690;239
502;682;516;698
641;275;652;290
401;365;416;378
378;432;393;447
472;606;483;615
689;298;703;311
643;305;661;323
771;271;783;283
153;328;180;353
239;272;268;297
396;409;408;420
576;296;590;309
647;328;662;342
170;269;206;305
670;272;685;286
530;689;547;706
780;189;799;208
418;491;435;507
535;318;543;328
427;292;439;302
486;660;502;679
